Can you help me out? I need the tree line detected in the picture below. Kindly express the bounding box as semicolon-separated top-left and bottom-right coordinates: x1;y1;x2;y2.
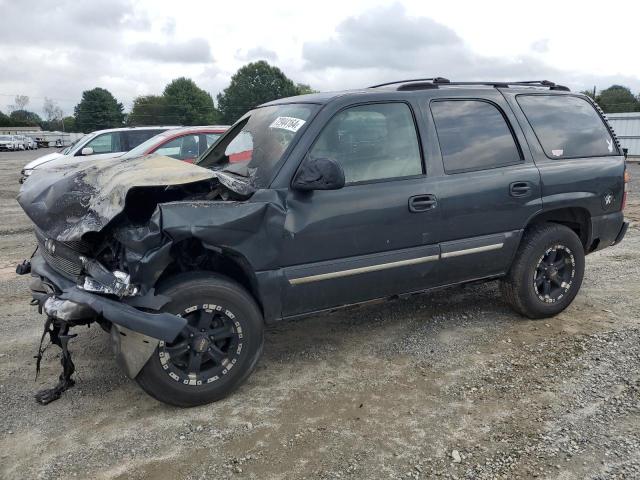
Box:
581;85;640;112
5;64;640;134
0;61;315;133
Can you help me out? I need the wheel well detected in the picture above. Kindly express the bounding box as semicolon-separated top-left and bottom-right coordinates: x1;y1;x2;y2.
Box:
156;238;263;314
526;207;591;250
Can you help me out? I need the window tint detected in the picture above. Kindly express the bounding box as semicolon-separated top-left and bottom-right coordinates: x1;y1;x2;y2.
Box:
125;130;161;150
517;95;617;158
155;134;200;161
431;100;521;174
84;132;121;154
309;103;422;183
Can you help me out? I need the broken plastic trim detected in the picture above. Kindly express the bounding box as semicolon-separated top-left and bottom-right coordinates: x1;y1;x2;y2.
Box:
79;257;139;297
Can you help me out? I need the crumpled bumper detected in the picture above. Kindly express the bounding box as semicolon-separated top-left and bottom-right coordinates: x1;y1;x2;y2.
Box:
29;253;187;343
27;253;187;378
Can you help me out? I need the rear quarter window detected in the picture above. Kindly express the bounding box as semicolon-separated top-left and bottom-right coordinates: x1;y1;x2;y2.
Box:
516;95;617;159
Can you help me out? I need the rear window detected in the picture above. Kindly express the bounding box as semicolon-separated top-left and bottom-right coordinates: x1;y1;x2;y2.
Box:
431;100;522;174
517;95;617;159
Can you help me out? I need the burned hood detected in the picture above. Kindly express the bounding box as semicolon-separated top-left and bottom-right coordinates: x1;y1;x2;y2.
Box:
17;154;215;241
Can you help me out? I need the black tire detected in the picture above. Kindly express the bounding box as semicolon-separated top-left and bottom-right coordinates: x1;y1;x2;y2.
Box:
500;223;585;319
136;272;264;407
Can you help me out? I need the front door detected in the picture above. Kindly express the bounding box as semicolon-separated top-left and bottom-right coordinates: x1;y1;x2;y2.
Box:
279;102;441;316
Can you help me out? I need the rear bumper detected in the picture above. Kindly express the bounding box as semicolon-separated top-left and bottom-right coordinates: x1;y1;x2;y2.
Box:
28;253;186;342
589;211;627;252
613;221;628;246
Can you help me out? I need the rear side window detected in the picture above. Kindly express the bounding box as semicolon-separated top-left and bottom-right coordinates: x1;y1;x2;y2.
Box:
517;95;617;159
125;130;163;150
431;100;522;174
309;103;422;183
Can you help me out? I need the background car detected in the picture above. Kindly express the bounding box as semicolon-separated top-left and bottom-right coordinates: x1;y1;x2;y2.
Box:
16;135;27;150
20;126;178;181
0;135;17;150
120;125;229;163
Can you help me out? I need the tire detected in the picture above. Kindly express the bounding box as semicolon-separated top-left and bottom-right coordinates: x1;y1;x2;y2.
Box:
500;223;585;319
136;272;264;407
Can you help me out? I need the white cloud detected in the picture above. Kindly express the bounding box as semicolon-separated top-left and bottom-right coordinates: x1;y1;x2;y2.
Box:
0;0;638;118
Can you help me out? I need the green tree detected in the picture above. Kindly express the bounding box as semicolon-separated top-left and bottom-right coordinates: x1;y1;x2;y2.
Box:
217;61;300;123
0;110;11;126
162;77;220;125
74;87;125;132
9;109;42;126
295;83;318;95
128;95;171;126
61;116;76;132
596;85;640;113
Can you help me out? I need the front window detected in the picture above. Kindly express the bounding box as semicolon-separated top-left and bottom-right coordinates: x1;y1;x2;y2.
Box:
0;135;11;141
198;104;318;187
309;103;423;183
155;134;200;161
81;132;122;155
67;134;91;155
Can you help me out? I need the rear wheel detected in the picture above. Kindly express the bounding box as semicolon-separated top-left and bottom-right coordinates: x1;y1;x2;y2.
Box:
136;272;264;407
501;223;585;319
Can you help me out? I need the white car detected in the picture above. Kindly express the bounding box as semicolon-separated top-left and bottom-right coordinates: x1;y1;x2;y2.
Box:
26;137;37;150
20;126;178;182
0;135;18;150
16;135;27;150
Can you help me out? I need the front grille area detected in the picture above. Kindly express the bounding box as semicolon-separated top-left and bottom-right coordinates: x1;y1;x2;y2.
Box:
35;229;92;281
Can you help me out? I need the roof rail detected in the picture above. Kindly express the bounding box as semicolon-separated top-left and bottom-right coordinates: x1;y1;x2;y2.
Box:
369;77;450;88
368;78;570;92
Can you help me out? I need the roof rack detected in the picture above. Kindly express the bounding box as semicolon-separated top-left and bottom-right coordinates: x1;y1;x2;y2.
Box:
369;77;450;88
369;78;570;92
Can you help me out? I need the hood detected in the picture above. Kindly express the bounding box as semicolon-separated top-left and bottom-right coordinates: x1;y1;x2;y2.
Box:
18;154;215;241
33;151;126;171
23;151;64;170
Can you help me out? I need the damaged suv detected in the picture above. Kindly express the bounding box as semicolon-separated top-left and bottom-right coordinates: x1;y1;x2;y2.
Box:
18;78;629;407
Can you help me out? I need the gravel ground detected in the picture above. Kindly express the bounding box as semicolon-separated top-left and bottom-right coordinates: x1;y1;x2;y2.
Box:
1;150;639;480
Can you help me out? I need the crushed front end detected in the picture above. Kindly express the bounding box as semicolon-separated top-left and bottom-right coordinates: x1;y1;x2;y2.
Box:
16;155;223;403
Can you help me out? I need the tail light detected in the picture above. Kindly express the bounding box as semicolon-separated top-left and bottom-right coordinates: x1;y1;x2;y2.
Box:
622;169;630;210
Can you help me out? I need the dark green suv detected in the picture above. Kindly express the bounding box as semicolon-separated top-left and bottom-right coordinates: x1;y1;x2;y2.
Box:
18;78;629;406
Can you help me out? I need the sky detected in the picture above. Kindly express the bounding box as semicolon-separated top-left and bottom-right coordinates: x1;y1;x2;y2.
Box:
1;0;639;118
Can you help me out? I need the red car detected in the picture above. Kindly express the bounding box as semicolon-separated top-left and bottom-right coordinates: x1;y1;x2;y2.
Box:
121;126;229;163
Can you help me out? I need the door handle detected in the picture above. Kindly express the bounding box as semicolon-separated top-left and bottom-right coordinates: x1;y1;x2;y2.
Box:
509;181;532;198
409;194;437;212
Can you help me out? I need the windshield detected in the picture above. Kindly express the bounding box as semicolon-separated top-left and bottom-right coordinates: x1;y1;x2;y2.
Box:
122;131;172;159
0;135;11;141
198;104;318;187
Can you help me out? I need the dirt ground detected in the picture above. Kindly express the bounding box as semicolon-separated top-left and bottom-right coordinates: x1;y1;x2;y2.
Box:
1;149;639;480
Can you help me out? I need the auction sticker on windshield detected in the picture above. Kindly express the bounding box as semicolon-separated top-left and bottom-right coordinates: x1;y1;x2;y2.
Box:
269;116;306;132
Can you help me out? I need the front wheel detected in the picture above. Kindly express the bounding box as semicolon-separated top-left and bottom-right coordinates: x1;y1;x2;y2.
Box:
501;223;585;319
136;272;264;407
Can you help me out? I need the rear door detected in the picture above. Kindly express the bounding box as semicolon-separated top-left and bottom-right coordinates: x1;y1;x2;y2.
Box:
425;90;542;284
279;101;442;316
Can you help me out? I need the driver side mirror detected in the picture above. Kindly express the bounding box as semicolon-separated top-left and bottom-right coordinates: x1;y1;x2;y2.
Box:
81;147;94;156
292;157;345;191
